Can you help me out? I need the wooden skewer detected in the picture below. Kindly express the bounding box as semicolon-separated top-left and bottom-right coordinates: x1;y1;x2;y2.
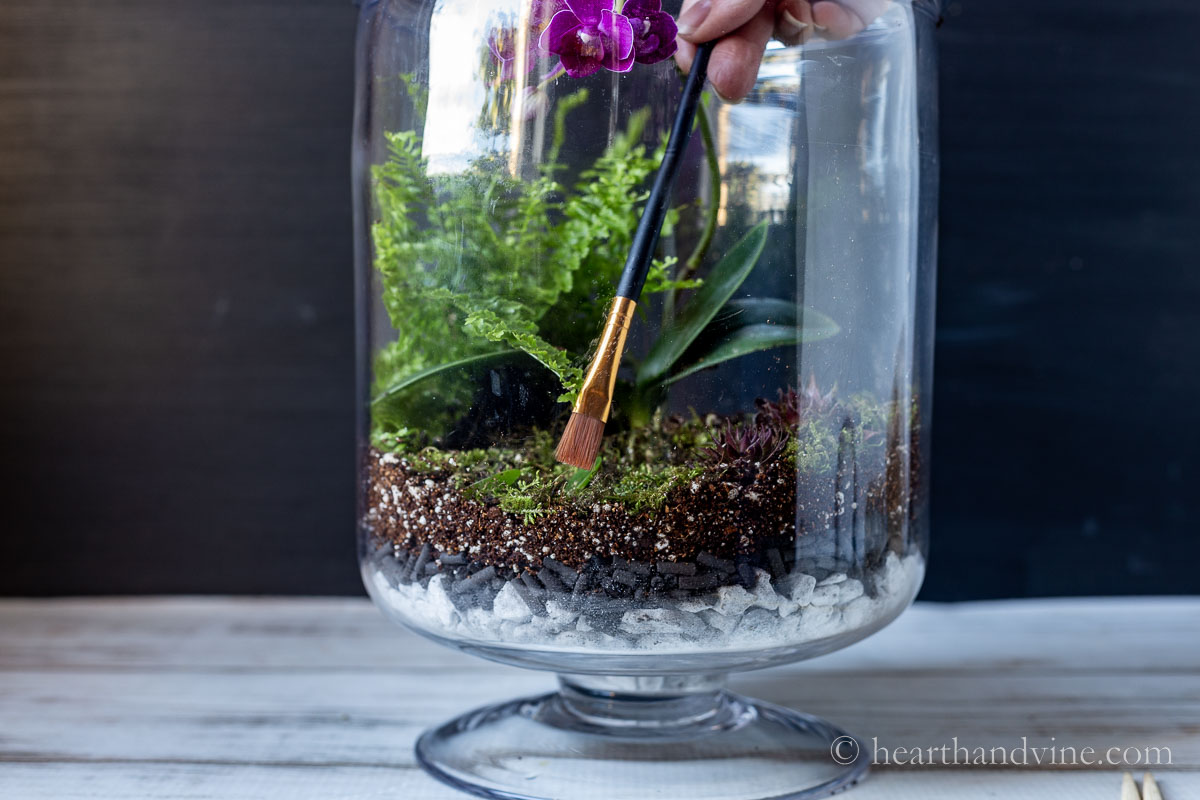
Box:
1121;772;1142;800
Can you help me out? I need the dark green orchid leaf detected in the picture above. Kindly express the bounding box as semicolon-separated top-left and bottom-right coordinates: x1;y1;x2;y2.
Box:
371;350;512;408
666;300;839;384
693;297;801;338
371;350;518;432
674;298;839;365
662;319;840;383
635;221;769;388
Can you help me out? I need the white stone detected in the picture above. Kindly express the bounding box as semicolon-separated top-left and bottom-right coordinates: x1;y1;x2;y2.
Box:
700;608;739;633
798;604;842;639
637;633;691;650
748;569;781;612
370;552;924;654
712;584;756;617
733;608;783;644
620;608;707;638
809;583;840;607
818;572;848;586
371;570;393;598
838;578;865;604
552;631;595;649
525;613;561;636
464;607;494;633
676;597;714;614
775;611;805;639
592;632;626;648
776;597;801;618
841;596;874;630
491;582;532;622
499;619;532;641
787;573;817;606
875;552;903;595
422;575;459;628
546;600;579;626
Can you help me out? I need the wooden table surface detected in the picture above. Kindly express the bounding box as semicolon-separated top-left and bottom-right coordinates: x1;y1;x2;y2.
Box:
1;597;1197;799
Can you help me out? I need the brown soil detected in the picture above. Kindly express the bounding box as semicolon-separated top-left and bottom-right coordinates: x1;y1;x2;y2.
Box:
364;442;909;577
365;450;797;573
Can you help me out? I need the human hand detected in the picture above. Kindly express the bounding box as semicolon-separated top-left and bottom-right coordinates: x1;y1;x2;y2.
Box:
674;0;890;101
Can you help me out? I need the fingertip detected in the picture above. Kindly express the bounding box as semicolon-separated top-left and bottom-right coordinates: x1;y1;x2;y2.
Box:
704;2;775;103
676;0;765;44
674;38;697;74
812;1;865;39
706;38;759;104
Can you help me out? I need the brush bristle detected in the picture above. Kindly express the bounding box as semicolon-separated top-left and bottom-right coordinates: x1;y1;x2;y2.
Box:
555;412;606;469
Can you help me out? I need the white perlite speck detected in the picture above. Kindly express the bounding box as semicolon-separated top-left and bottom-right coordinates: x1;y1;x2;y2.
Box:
370;551;923;654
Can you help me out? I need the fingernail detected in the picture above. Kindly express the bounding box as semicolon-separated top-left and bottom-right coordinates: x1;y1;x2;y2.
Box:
676;0;712;38
711;85;741;105
779;9;809;36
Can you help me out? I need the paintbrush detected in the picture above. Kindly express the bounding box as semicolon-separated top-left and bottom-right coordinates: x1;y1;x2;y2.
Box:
555;41;716;469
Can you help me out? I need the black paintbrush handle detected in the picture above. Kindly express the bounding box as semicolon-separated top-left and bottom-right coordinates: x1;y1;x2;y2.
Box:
614;40;716;301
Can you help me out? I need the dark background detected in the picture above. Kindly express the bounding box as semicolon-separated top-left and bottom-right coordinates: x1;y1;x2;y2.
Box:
1;1;1197;599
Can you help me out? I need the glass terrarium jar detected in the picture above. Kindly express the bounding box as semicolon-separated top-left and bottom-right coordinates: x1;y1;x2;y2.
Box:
354;1;939;797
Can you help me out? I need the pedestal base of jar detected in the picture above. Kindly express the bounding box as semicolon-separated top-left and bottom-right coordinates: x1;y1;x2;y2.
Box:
414;673;868;800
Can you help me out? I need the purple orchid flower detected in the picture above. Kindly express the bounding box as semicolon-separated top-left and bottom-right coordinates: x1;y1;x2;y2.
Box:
622;0;678;64
530;0;567;30
539;0;636;78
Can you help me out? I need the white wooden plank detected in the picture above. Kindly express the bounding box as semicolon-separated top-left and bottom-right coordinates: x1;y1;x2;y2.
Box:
1;668;1197;768
2;597;1198;673
1;764;1197;800
1;597;1198;799
0;598;466;672
0;668;535;767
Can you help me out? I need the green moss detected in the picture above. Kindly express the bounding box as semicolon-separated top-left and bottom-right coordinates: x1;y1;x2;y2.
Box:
599;462;706;513
458;457;706;518
846;392;888;448
420;412;714;517
496;482;552;523
377;388;914;516
790;419;839;475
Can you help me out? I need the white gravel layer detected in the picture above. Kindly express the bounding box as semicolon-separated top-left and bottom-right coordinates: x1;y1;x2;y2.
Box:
370;551;922;653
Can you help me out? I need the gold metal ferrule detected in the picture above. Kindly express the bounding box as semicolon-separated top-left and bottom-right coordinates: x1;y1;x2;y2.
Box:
573;295;637;422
